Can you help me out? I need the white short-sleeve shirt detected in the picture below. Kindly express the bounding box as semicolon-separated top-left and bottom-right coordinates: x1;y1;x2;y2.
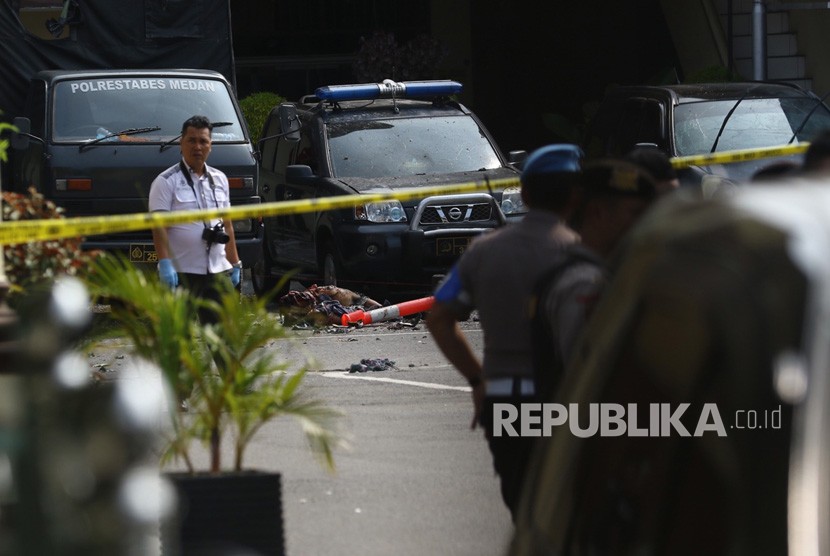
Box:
148;160;232;274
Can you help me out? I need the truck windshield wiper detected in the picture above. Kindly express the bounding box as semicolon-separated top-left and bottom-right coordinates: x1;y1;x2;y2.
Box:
80;126;161;152
786;90;830;144
159;121;233;152
709;84;761;153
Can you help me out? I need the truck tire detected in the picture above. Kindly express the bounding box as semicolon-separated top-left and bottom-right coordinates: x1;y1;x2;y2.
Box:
321;242;344;287
251;233;288;299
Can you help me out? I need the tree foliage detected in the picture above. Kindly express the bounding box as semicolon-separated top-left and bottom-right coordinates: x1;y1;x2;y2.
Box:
239;92;286;144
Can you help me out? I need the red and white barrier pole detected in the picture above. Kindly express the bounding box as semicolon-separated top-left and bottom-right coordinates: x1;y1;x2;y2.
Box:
341;296;434;326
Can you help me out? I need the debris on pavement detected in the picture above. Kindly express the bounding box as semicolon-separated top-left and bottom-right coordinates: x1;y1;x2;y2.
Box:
348;358;397;373
278;284;382;327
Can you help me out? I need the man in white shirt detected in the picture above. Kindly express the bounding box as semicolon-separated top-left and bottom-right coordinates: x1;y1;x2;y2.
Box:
149;115;241;322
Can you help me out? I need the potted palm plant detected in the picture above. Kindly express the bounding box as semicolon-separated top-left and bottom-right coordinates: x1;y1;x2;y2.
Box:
84;254;343;556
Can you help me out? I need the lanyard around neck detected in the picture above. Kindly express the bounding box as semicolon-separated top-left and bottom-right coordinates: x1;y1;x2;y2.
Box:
179;160;218;225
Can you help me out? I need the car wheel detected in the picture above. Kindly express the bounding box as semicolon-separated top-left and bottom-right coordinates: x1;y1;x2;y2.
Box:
250;258;272;296
251;235;288;299
321;242;343;287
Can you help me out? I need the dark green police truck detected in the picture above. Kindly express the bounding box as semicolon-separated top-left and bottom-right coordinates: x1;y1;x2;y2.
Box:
9;68;262;268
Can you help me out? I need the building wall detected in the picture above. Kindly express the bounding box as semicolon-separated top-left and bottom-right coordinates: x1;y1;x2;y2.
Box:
658;0;728;79
465;0;679;153
786;5;830;95
229;0;678;154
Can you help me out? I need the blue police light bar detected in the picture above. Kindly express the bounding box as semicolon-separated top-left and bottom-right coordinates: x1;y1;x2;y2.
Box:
315;79;463;102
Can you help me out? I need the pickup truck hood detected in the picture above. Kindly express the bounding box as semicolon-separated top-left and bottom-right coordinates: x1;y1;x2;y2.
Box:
334;167;520;194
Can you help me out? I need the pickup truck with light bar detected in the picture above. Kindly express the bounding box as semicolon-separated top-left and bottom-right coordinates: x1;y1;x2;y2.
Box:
9;68;262;269
254;79;526;300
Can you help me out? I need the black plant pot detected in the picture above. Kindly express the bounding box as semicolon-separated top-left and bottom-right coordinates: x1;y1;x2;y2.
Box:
165;471;285;556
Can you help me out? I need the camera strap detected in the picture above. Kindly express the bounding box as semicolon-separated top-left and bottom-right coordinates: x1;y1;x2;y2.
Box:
179;160;212;229
179;161;223;271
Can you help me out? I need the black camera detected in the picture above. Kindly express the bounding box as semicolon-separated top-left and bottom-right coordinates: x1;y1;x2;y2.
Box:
202;222;230;245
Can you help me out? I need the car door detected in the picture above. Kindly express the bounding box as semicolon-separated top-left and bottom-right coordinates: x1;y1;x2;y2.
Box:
602;97;668;156
259;109;285;265
276;115;321;268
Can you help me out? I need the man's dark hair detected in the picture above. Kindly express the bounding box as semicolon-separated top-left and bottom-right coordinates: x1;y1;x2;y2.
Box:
181;115;212;136
625;146;677;182
522;172;580;212
568;158;656;230
803;129;830;171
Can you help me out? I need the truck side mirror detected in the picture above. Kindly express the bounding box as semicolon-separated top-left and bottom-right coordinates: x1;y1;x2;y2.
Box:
508;150;528;170
11;117;32;150
278;105;300;142
286;164;314;181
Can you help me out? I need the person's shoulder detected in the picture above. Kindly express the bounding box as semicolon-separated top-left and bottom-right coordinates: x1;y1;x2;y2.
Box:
564;244;605;267
205;164;228;179
536;247;604;297
557;260;604;289
520;210;579;243
559;247;605;281
156;163;181;181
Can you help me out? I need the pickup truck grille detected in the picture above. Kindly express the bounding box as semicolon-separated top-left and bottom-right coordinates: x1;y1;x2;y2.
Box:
419;203;494;224
410;193;506;232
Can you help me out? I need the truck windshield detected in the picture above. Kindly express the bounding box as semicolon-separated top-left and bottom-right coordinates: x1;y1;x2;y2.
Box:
674;97;830;156
326;115;502;178
51;77;246;143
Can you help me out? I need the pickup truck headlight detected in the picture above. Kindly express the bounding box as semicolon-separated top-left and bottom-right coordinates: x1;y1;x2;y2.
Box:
355;201;407;223
500;186;527;215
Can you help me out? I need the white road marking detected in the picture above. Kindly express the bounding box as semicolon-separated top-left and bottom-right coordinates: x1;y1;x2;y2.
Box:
319;371;471;392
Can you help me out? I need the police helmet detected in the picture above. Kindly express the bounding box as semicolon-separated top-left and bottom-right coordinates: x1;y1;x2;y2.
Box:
520;144;583;210
521;144;583;184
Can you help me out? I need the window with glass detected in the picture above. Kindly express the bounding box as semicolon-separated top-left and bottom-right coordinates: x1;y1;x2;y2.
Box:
325;115;501;178
674;97;830;156
51;77;245;143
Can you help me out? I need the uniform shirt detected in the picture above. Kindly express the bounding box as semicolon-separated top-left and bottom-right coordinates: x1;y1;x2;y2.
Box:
148;160;232;275
434;209;579;380
541;257;605;374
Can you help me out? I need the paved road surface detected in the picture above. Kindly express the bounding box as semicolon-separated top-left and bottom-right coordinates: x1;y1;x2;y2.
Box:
91;315;515;556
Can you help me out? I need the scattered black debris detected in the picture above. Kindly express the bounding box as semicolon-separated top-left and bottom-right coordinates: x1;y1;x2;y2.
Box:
348;358;396;373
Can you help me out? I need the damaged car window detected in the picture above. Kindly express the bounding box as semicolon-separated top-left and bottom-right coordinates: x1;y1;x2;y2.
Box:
326;115;502;178
674;97;830;156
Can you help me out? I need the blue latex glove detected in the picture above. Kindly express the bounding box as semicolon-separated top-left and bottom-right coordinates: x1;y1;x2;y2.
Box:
231;265;241;287
158;258;178;289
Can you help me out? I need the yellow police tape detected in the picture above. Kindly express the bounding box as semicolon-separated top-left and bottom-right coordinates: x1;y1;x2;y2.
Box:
0;141;812;246
670;142;808;169
0;176;521;246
